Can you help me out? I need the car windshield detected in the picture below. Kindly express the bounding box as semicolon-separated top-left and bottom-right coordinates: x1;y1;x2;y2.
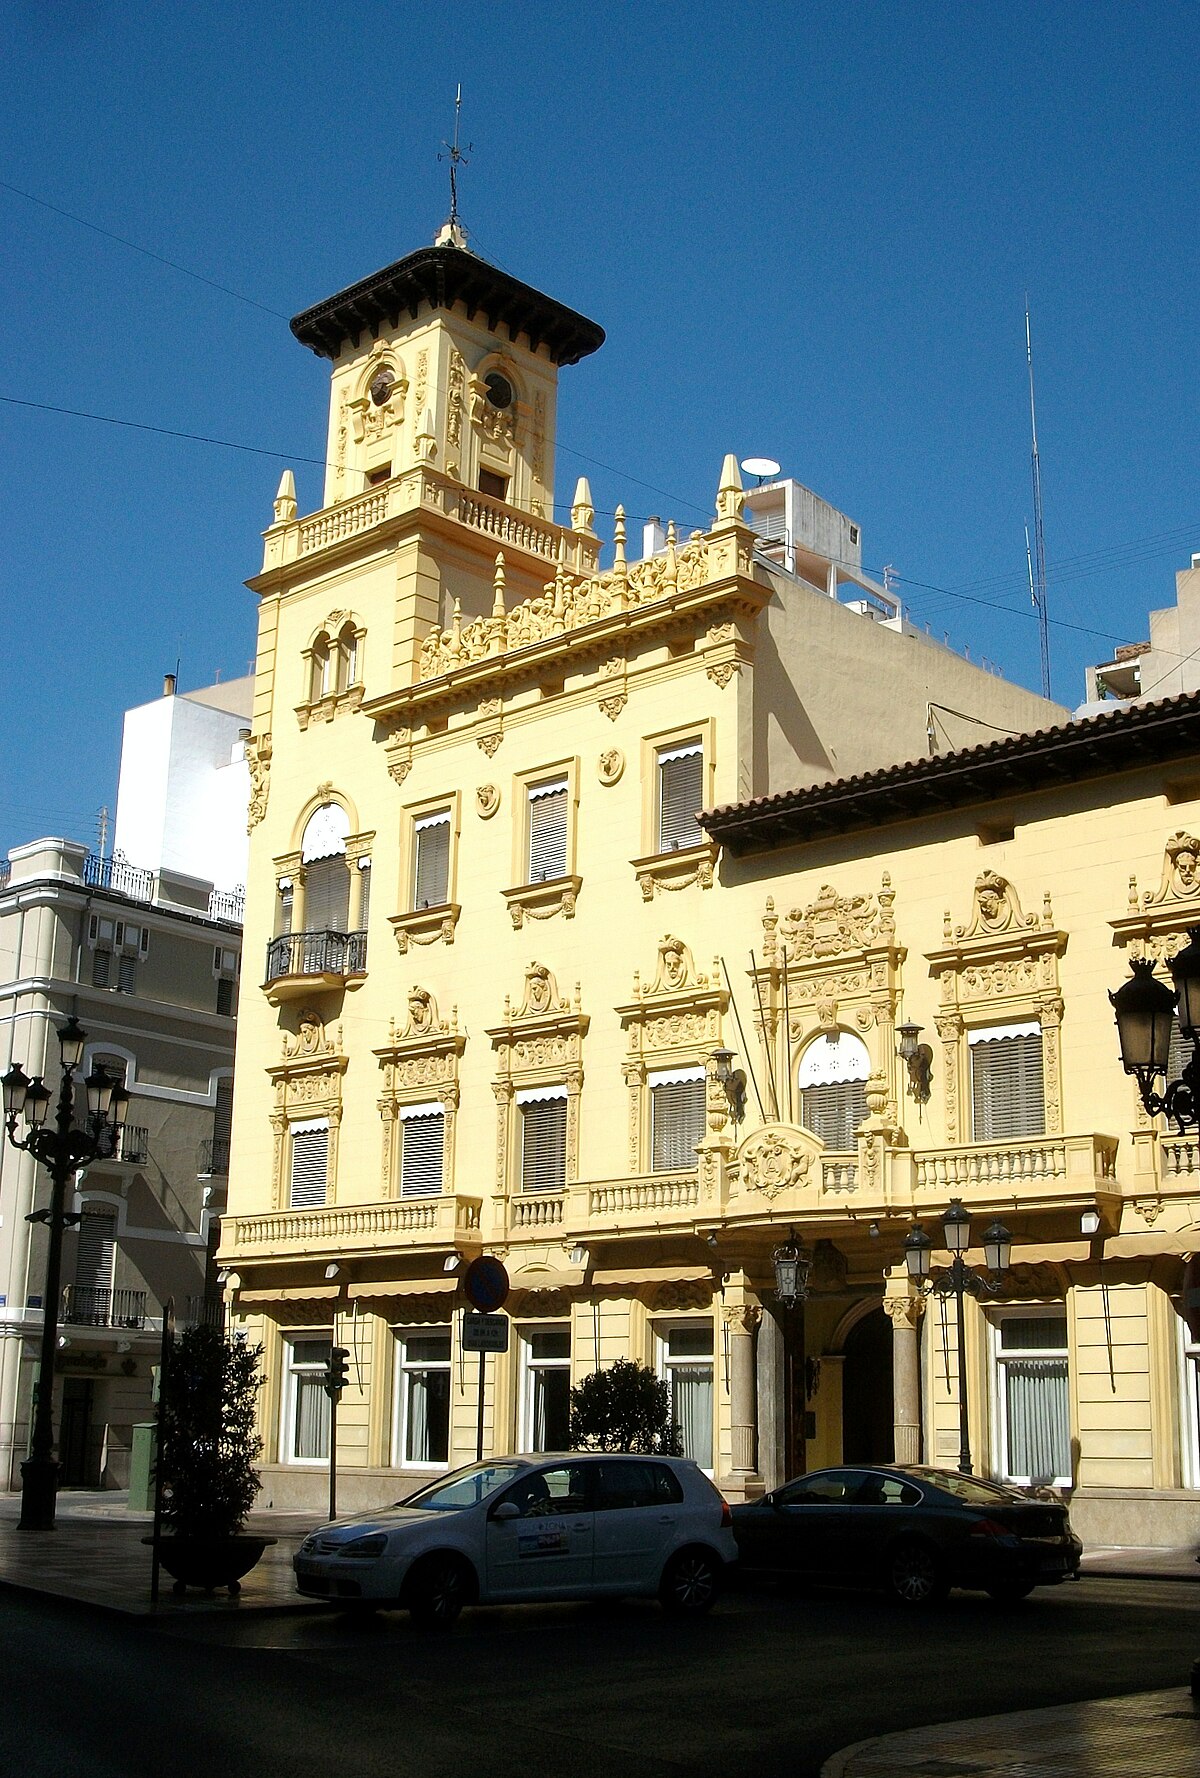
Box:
908;1468;1016;1504
398;1462;525;1512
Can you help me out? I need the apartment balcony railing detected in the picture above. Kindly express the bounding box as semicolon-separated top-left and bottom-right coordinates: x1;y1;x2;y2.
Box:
184;1294;226;1328
82;851;154;902
208;885;245;924
0;860;10;890
93;1124;150;1166
63;1286;147;1329
912;1133;1118;1195
223;1193;483;1258
198;1135;230;1176
263;928;367;993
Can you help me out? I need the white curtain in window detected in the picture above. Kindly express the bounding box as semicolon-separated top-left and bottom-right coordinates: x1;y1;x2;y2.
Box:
672;1366;713;1468
1005;1359;1069;1483
294;1376;330;1460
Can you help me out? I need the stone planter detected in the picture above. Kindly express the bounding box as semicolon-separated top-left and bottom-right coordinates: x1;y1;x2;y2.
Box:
144;1534;276;1596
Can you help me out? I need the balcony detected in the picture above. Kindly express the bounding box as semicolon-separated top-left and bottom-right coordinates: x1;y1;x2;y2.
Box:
222;1192;483;1260
63;1286;147;1329
208;885;245;924
263;928;367;1001
82;851;153;902
198;1135;230;1176
912;1132;1118;1210
91;1124;150;1167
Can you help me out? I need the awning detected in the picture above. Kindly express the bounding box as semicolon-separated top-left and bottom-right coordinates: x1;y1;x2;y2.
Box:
507;1268;586;1294
239;1283;341;1307
347;1276;459;1301
590;1263;714;1288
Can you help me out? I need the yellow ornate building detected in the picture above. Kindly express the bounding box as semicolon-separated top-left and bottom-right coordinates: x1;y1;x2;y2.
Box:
222;230;1200;1546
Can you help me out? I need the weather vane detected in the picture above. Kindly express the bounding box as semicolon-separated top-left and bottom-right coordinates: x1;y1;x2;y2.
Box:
438;84;472;234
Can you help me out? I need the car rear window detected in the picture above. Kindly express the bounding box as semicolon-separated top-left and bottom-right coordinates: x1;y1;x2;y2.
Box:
908;1469;1016;1504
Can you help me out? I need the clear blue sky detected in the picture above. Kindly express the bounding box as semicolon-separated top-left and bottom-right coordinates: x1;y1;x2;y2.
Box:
3;1;1198;860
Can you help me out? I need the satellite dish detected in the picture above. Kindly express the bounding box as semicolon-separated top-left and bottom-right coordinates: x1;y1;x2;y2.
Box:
741;456;781;484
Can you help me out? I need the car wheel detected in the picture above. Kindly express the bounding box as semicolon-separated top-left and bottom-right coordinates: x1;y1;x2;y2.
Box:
659;1547;721;1615
986;1579;1035;1605
886;1540;948;1607
406;1554;472;1630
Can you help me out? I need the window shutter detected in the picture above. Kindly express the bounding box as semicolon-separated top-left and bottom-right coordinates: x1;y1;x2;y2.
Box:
527;782;568;883
658;745;703;852
214;1078;234;1149
801;1079;868;1149
400;1108;445;1197
1169;1020;1190;1085
413;813;451;909
357;862;371;931
304;856;350;931
117;954;137;994
520;1096;568;1192
92;949;112;988
971;1032;1045;1141
278;882;294;936
289;1123;329;1208
74;1208;116;1293
650;1073;707;1171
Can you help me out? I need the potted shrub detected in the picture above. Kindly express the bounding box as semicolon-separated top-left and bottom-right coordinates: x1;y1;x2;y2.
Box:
568;1358;683;1454
145;1321;273;1595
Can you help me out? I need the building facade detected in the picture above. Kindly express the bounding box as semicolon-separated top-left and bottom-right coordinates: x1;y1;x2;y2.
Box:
0;676;249;1490
219;232;1100;1518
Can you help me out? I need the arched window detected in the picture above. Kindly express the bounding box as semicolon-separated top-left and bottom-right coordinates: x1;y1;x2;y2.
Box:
335;622;360;693
798;1031;870;1149
310;632;332;703
301;803;351;932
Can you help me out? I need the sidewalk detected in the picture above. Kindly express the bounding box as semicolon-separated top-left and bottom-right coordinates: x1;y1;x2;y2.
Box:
821;1686;1200;1777
0;1490;324;1617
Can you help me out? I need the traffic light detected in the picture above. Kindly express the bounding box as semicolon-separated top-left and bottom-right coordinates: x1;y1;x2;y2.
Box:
324;1346;350;1398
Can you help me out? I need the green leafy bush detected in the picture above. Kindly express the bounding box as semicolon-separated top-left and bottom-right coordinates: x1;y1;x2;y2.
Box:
568;1358;682;1454
159;1323;264;1540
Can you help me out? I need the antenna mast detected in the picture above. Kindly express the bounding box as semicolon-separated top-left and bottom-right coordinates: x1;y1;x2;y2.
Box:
437;85;471;245
1026;303;1051;699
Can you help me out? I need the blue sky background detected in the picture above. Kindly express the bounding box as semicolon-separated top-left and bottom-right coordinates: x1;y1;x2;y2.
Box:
3;1;1198;860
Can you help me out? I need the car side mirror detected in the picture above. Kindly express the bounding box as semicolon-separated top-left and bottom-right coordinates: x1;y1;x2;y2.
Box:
491;1500;521;1523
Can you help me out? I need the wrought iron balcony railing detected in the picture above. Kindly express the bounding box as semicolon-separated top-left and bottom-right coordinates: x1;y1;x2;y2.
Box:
63;1286;147;1329
198;1135;230;1176
264;928;367;985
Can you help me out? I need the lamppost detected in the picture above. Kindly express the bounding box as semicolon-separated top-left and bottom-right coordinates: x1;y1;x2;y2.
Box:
1110;931;1200;1131
2;1016;130;1529
903;1200;1012;1475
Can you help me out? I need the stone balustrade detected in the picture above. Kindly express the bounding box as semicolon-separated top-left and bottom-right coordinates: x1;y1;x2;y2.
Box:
226;1193;482;1255
913;1132;1117;1194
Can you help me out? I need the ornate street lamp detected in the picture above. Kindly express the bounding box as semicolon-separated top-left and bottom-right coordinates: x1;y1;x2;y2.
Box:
897;1021;933;1104
772;1232;813;1307
1111;939;1200;1131
903;1200;1013;1475
2;1017;129;1529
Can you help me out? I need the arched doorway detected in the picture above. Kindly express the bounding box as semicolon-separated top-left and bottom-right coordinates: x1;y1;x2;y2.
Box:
841;1305;894;1465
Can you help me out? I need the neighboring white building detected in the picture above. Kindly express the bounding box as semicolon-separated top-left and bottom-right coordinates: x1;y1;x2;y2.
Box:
113;674;253;894
1083;554;1200;709
0;676;247;1492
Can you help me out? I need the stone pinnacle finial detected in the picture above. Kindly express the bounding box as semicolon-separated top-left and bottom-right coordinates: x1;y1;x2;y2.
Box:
415;407;438;465
273;469;297;524
492;552;507;617
571;476;596;537
716;453;745;523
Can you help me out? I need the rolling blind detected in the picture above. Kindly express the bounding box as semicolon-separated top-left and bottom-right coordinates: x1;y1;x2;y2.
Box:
658;744;703;852
801;1080;868;1149
357;861;371;930
92;949;112;988
971;1031;1045;1141
519;1093;568;1193
413;812;451;909
400;1106;445;1198
289;1122;329;1208
650;1070;707;1171
304;856;350;931
74;1208;116;1292
527;781;568;883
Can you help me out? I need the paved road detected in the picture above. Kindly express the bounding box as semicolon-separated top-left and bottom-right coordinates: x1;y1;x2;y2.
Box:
2;1575;1196;1777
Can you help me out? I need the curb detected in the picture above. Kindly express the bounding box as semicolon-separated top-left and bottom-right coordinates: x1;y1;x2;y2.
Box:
819;1731;881;1778
0;1572;324;1622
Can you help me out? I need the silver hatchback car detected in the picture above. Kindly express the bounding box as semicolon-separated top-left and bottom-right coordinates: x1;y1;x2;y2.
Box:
294;1452;736;1626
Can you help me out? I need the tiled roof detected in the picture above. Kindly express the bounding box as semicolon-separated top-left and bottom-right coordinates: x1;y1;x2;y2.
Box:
701;690;1200;855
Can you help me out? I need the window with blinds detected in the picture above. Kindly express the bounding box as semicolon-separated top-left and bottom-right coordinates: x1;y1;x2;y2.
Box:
971;1027;1045;1142
413;811;451;909
304;856;350;931
519;1093;568;1193
400;1106;445;1198
277;881;294;936
92;949;112;988
527;780;568;883
650;1069;707;1171
289;1121;329;1208
801;1079;868;1149
74;1208;117;1293
657;743;703;852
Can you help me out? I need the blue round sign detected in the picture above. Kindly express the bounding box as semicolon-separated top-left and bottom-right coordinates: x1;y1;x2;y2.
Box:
463;1255;510;1313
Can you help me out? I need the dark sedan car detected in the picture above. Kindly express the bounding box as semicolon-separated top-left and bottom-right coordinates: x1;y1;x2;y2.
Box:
733;1465;1082;1606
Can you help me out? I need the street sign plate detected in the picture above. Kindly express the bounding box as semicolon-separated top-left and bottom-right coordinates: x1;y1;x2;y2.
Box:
463;1255;510;1312
462;1312;509;1353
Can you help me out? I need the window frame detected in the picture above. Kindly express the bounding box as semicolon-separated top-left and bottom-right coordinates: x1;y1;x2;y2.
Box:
656;740;705;854
392;1324;453;1470
639;720;716;860
648;1066;707;1173
969;1020;1046;1143
517;1087;569;1195
989;1307;1072;1488
288;1118;330;1209
655;1318;715;1473
397;1101;446;1199
281;1332;333;1465
518;1323;572;1453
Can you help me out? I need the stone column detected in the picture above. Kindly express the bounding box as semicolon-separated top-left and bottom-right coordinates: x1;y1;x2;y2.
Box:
884;1287;925;1465
724;1305;761;1474
756;1302;787;1491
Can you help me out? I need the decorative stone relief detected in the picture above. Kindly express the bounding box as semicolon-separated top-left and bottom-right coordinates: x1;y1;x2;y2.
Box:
245;734;272;832
739;1127;815;1199
476;783;500;819
488;966;589;1202
767;875;896;963
597;748;624;785
374;994;465;1199
267;1015;348;1210
652;1280;712;1312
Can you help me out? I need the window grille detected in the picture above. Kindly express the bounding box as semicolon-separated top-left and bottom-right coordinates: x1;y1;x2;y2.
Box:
527;780;568;883
657;743;703;852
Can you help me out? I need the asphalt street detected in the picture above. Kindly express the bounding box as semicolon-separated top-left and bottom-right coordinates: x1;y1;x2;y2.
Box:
1;1575;1195;1778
